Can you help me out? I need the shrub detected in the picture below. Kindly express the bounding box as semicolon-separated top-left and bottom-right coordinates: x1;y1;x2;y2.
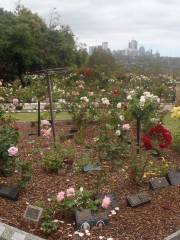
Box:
42;145;75;172
0;126;19;175
42;148;64;173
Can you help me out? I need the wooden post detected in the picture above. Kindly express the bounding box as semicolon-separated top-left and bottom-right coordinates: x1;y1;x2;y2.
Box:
47;72;56;144
37;100;41;136
176;81;180;106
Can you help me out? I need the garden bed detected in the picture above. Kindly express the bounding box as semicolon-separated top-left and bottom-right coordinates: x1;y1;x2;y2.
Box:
0;121;179;240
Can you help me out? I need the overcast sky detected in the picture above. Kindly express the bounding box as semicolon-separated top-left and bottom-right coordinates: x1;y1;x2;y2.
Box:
1;0;180;57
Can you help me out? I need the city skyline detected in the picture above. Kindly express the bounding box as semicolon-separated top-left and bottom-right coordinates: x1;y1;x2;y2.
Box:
89;40;160;58
1;0;180;57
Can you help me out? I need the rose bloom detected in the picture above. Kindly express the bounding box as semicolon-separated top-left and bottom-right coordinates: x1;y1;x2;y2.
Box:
122;124;131;131
41;120;51;126
57;191;65;202
66;187;75;197
41;128;52;138
12;98;19;106
83;68;93;77
114;89;120;96
102;196;111;209
8;146;18;157
79;84;84;90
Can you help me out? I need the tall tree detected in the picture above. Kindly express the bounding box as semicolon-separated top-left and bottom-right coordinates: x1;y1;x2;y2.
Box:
0;5;77;83
88;47;117;72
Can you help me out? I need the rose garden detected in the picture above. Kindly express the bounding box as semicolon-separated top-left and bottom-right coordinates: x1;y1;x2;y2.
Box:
0;69;179;240
0;4;180;240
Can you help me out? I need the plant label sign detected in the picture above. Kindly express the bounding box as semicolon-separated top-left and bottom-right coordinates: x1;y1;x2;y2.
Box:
164;230;180;240
76;209;93;230
76;209;109;230
149;177;170;190
0;185;19;201
24;205;43;223
127;192;152;208
167;171;180;186
83;164;101;172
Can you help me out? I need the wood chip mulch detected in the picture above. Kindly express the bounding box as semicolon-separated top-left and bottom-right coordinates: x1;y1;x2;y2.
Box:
0;121;179;240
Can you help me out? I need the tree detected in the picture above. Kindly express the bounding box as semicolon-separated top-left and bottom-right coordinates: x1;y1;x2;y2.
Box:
0;5;77;84
88;47;117;73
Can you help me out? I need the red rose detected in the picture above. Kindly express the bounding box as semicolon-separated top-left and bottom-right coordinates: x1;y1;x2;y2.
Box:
83;68;93;77
143;124;172;150
114;89;120;96
143;135;153;150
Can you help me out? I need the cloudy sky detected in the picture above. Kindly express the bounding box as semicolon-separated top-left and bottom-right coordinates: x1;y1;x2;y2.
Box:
1;0;180;57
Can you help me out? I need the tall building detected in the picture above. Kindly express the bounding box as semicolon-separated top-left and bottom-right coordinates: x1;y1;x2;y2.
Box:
89;46;96;55
102;42;108;50
139;46;145;56
126;40;138;56
89;42;109;55
129;40;138;50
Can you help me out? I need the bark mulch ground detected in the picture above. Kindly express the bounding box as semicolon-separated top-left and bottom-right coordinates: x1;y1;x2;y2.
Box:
0;121;179;240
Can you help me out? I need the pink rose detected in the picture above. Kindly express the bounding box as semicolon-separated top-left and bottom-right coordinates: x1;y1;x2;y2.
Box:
8;146;18;157
41;120;51;126
12;98;19;106
102;195;111;209
57;191;65;202
122;124;131;131
41;128;51;138
66;187;75;197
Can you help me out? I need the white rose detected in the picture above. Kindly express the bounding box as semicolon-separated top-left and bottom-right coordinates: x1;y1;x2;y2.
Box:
117;102;122;109
127;95;132;100
119;115;124;121
115;130;121;136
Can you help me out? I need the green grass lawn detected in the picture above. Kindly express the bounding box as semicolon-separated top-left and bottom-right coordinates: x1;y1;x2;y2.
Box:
163;114;180;152
6;111;72;122
163;114;180;135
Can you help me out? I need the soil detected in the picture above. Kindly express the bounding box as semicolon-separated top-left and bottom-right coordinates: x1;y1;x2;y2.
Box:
0;121;179;240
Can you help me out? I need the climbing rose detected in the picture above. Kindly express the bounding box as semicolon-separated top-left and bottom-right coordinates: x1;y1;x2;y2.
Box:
41;120;51;126
57;191;65;202
41;128;52;138
66;187;75;197
102;196;111;209
8;146;18;157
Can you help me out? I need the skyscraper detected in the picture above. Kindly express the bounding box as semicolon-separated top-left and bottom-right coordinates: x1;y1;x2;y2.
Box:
131;40;138;50
102;42;108;50
139;46;145;56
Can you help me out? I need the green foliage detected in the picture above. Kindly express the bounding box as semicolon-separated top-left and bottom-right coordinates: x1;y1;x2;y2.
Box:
41;220;59;235
42;145;75;172
0;126;19;174
172;131;180;153
76;153;92;171
42;147;65;173
37;202;59;235
0;5;78;83
57;188;100;213
88;48;117;72
15;159;32;189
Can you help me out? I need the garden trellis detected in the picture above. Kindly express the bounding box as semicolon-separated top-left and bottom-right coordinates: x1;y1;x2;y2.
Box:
25;67;69;144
